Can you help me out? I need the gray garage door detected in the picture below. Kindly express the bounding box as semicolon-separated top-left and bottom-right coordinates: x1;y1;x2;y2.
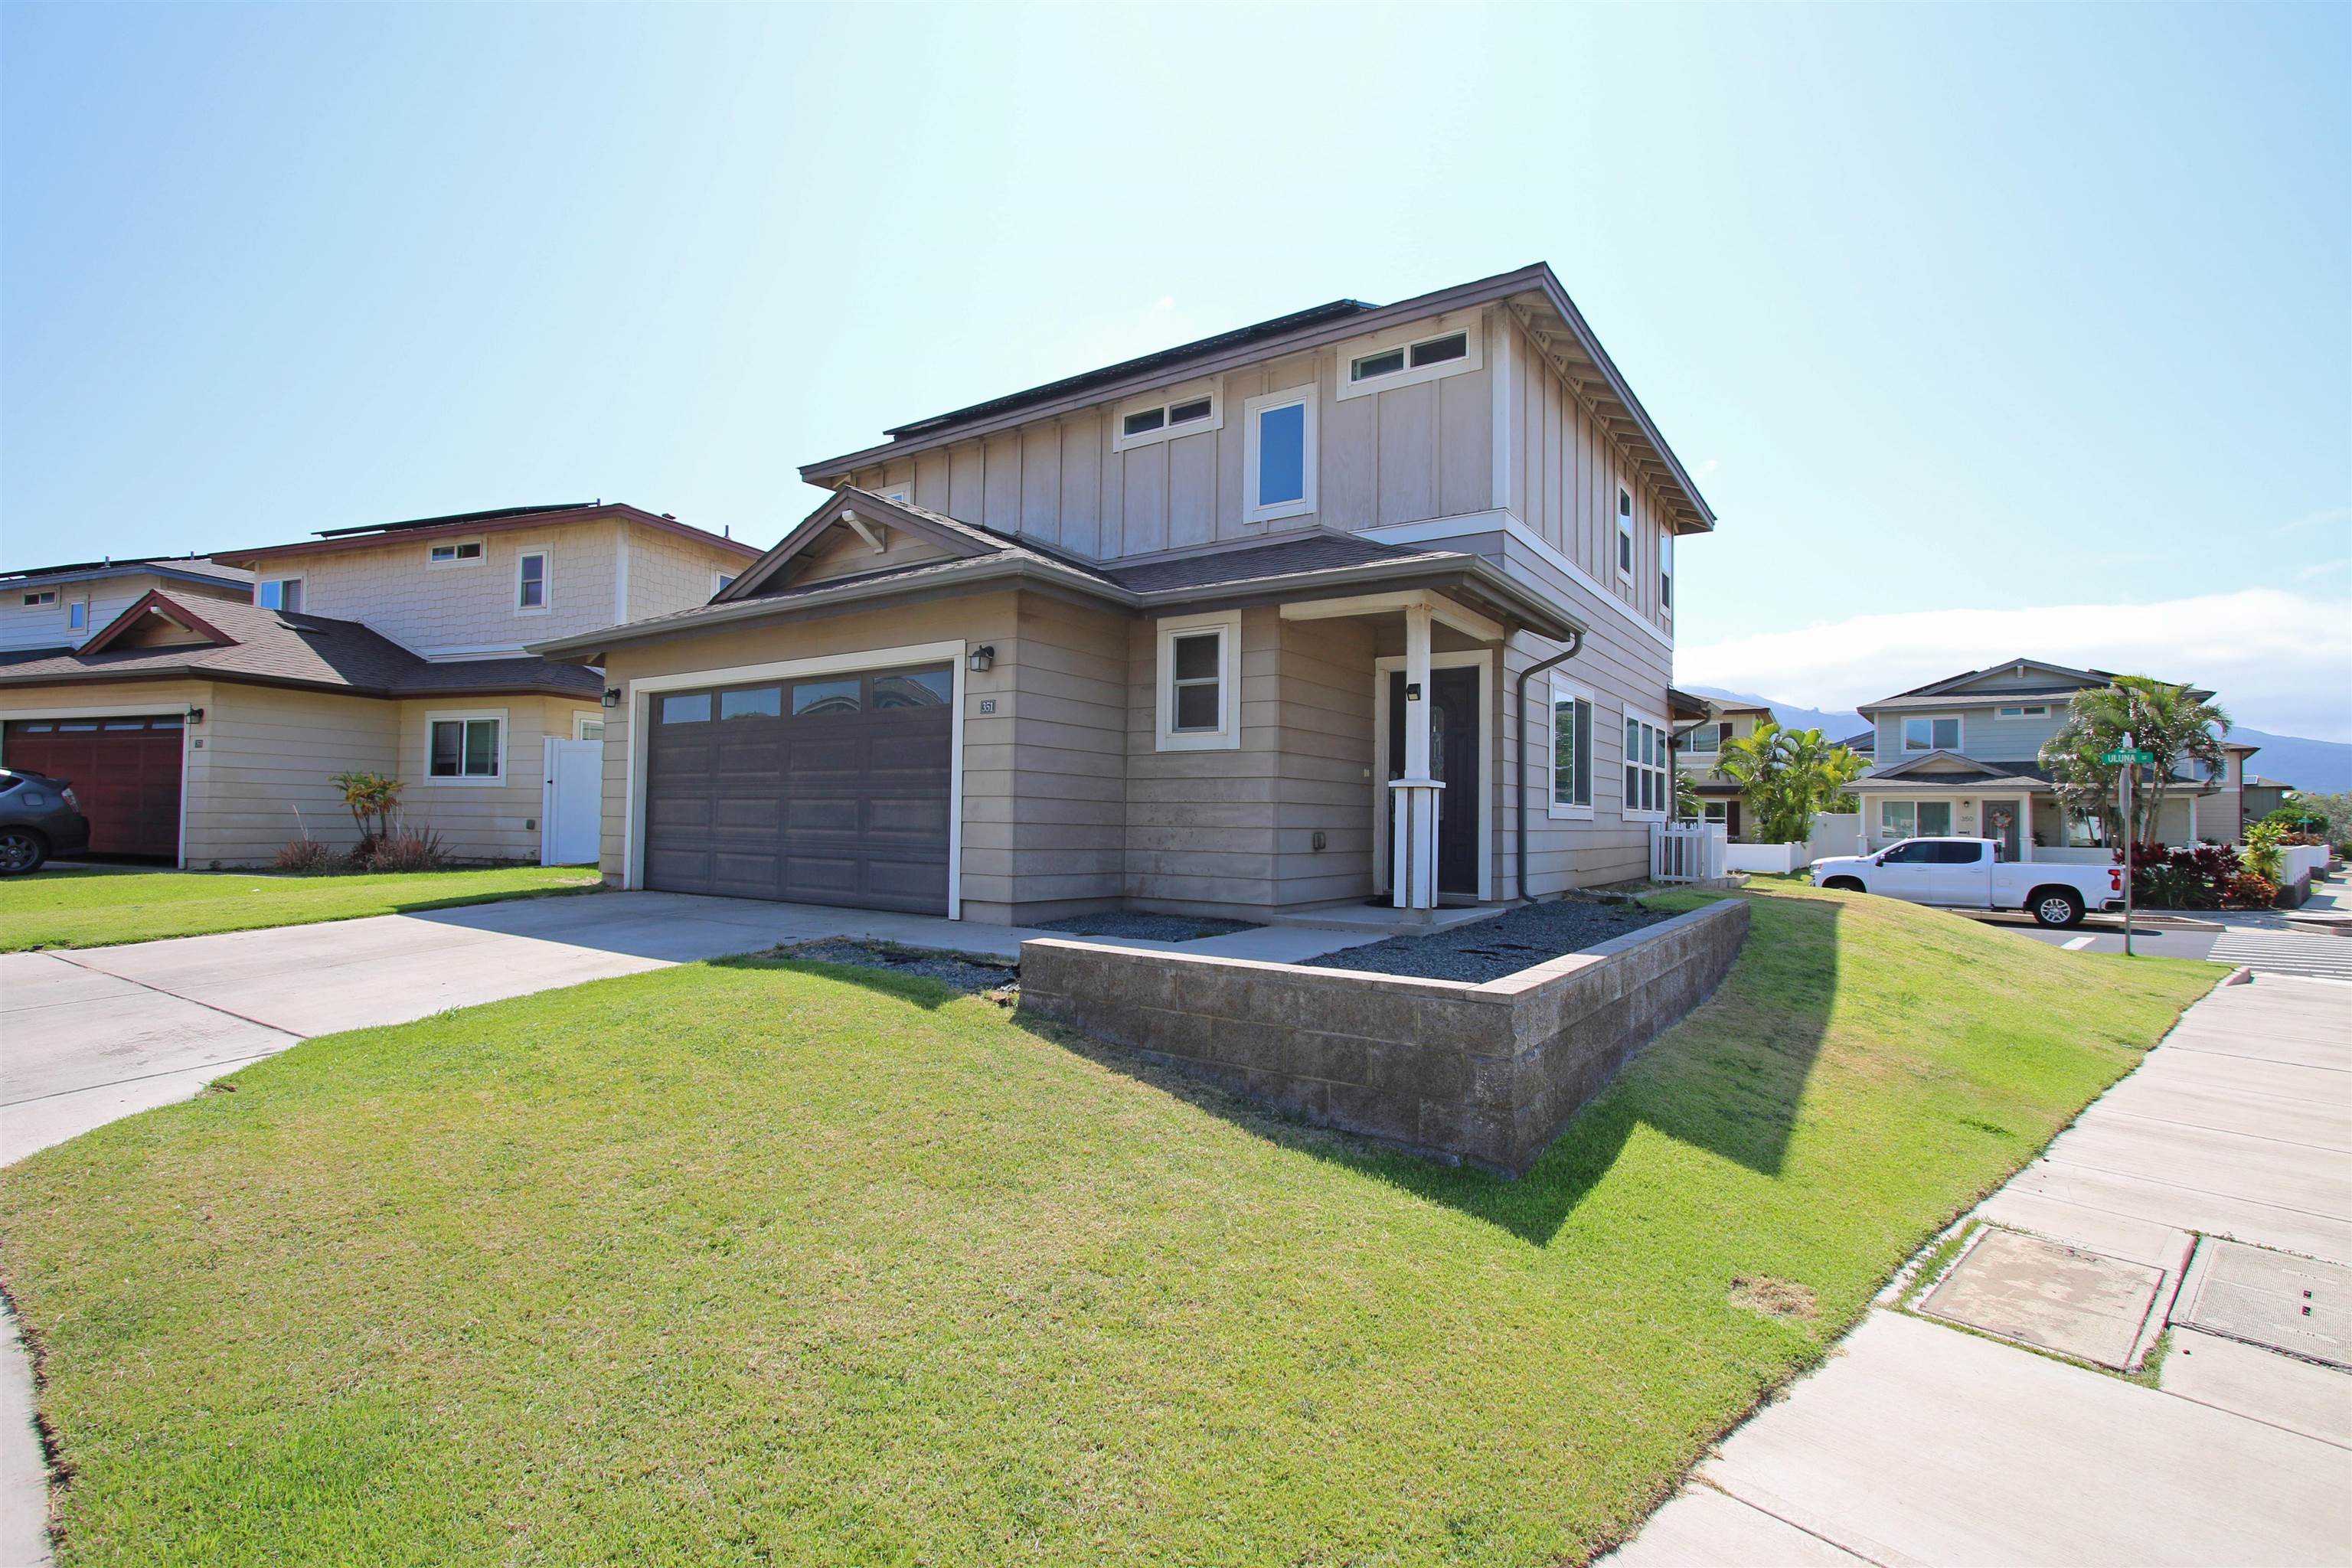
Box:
642;663;954;913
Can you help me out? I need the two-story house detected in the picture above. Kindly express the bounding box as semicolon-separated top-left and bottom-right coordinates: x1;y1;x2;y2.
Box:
1;556;253;653
1674;697;1774;840
533;263;1717;924
1849;658;2230;860
0;503;756;866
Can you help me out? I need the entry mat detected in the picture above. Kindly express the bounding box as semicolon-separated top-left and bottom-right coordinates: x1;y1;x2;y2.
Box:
1919;1227;2164;1370
2173;1238;2352;1370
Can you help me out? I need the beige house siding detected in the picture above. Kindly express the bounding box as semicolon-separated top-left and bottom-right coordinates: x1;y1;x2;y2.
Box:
1272;615;1378;908
995;595;1129;921
842;306;1498;562
0;573;250;654
622;522;745;622
394;695;593;864
1121;606;1284;913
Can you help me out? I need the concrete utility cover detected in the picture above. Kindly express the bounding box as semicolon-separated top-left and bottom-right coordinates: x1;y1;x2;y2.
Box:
2173;1239;2352;1370
1920;1227;2164;1369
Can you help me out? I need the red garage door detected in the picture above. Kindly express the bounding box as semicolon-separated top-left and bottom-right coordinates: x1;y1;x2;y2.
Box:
2;716;185;858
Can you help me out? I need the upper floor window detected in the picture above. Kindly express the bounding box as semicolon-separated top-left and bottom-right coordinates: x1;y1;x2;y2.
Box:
428;540;485;567
1995;704;2049;719
1243;385;1316;524
1615;488;1635;580
1903;716;1962;752
21;590;55;608
714;570;738;596
257;578;303;612
67;600;89;633
1335;314;1483;401
1109;381;1222;452
1685;723;1718;755
516;551;548;612
1155;609;1240;751
1660;533;1674;611
874;482;914;505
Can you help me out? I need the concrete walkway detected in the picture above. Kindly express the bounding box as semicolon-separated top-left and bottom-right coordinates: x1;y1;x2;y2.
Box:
1607;971;2352;1566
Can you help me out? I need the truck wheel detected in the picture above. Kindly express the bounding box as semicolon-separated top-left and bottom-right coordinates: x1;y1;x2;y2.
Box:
2030;887;2084;929
0;828;48;876
1821;876;1864;893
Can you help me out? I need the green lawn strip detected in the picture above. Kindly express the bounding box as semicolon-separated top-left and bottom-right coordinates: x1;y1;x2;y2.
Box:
0;866;604;952
0;884;2215;1566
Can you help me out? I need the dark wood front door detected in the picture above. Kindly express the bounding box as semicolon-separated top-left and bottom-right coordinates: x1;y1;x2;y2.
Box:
1387;667;1480;897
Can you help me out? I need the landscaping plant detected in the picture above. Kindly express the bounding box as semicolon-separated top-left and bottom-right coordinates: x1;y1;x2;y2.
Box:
271;835;341;874
328;770;406;858
1717;721;1866;844
2127;841;2239;910
356;825;449;873
2040;677;2230;846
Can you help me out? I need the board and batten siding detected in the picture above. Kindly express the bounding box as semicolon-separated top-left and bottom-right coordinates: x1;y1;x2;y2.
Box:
844;308;1498;562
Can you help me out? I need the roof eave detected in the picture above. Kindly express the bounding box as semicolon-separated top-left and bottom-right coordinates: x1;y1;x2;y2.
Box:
216;505;760;568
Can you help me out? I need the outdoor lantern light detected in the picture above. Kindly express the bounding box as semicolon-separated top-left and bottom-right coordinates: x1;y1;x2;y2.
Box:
969;645;995;673
185;706;204;725
602;688;621;708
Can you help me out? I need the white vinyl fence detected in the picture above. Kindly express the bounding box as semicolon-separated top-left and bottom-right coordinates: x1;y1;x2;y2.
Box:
1725;841;1806;874
1651;821;1727;884
2277;843;2331;888
1808;813;1860;862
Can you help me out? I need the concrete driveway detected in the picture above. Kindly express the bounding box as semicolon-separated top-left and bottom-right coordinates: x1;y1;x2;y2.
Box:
0;890;1048;1164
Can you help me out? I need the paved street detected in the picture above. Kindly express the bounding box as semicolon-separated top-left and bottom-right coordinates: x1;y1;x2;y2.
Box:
1606;971;2352;1567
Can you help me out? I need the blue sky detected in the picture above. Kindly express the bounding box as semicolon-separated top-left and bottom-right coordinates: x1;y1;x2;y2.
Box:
5;3;2347;735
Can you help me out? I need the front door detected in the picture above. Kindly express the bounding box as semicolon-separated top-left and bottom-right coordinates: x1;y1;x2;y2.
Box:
1981;799;2021;862
1387;667;1480;897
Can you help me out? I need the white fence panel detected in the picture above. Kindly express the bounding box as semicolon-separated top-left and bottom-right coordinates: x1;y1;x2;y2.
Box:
1808;813;1860;861
1725;841;1805;874
1650;822;1724;884
2275;843;2331;887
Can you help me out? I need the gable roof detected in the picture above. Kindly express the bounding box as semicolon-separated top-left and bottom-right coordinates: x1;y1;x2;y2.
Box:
0;555;253;592
1865;658;2215;712
0;590;601;701
215;501;760;569
799;263;1716;534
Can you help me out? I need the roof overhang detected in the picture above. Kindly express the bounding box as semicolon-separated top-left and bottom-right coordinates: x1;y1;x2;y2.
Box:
798;263;1715;534
0;560;252;591
215;503;760;569
0;665;590;702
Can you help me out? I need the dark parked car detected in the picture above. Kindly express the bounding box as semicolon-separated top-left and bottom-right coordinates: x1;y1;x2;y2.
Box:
0;766;90;874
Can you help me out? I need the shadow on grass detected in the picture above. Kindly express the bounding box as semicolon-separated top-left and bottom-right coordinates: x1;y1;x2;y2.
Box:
707;952;1001;1013
1012;892;1844;1246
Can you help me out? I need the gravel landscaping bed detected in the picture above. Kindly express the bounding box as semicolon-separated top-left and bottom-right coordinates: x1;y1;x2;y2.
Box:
1035;911;1263;942
1302;897;1674;984
776;939;1017;993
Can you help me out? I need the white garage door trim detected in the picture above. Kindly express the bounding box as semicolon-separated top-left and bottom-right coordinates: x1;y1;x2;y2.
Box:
621;639;968;918
0;699;195;868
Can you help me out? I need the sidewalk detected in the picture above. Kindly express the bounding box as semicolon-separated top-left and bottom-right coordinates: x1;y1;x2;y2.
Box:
1606;971;2352;1566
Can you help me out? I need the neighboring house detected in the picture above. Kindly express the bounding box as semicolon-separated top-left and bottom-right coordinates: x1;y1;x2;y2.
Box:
534;263;1717;924
2222;741;2293;831
0;503;757;865
1;556;253;652
1848;658;2233;859
1674;696;1774;840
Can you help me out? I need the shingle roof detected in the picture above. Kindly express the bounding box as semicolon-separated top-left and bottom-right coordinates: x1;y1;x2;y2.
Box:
1099;534;1457;594
0;556;253;589
0;593;601;700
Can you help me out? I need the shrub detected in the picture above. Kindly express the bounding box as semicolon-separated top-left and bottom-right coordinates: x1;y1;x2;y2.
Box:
355;826;448;874
2128;840;2239;909
272;835;343;874
2241;821;2286;885
2224;872;2281;910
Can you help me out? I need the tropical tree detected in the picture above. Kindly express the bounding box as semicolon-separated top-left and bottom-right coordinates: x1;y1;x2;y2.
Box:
2039;677;2230;848
1673;768;1704;822
1717;721;1867;845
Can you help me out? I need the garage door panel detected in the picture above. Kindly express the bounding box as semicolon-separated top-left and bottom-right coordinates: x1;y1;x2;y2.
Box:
2;716;182;859
642;664;955;912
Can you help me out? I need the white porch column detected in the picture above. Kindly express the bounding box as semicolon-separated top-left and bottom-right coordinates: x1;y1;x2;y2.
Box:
2187;792;2199;845
1389;602;1443;914
2018;794;2034;862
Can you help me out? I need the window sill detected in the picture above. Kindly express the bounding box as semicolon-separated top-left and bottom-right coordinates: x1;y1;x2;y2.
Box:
423;773;506;786
1623;809;1668;822
1547;802;1595;821
1155;729;1240;753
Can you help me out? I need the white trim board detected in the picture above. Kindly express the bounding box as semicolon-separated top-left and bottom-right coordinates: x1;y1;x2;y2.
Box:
1359;510;1674;654
619;639;967;919
1370;649;1494;902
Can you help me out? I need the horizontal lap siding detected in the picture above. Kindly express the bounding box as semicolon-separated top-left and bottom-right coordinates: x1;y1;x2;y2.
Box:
1273;616;1377;906
193;685;400;865
397;696;588;864
996;596;1129;920
1122;606;1282;913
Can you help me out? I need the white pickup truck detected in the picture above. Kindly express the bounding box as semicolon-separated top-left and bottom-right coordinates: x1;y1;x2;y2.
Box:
1810;837;2124;928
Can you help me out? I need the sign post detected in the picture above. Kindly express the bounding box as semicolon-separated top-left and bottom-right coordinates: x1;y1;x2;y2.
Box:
2101;732;2150;956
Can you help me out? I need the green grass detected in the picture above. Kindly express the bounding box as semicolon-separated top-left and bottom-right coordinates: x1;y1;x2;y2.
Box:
0;884;2216;1566
0;865;605;951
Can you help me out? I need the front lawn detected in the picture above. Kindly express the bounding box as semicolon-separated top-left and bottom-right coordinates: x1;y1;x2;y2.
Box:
0;886;2216;1565
0;865;603;952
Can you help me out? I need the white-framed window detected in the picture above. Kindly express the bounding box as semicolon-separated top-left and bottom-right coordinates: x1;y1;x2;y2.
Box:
1995;704;2049;719
1660;532;1674;612
1902;715;1962;753
1109;381;1222;452
67;599;89;633
516;550;549;613
1877;799;1955;840
21;590;55;608
1242;384;1317;524
1624;708;1669;818
1334;313;1484;401
575;714;606;741
427;539;485;567
1615;488;1635;580
873;482;914;505
1548;675;1594;818
1154;609;1240;751
1703;801;1730;825
424;710;505;782
713;570;738;596
1684;722;1719;755
256;577;304;612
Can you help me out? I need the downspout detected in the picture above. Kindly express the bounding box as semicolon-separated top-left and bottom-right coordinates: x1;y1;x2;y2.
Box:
1514;629;1583;903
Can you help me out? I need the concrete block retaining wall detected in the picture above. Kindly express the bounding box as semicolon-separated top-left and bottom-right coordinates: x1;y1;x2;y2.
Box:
1018;897;1750;1176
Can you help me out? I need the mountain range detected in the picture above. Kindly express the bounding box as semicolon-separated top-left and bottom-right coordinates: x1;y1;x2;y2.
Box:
1685;686;2350;792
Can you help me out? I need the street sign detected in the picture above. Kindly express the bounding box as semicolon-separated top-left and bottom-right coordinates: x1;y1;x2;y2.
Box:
2102;749;2154;765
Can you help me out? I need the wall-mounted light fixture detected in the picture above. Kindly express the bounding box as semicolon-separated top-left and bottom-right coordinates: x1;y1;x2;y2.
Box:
185;706;204;725
602;688;621;709
968;645;995;673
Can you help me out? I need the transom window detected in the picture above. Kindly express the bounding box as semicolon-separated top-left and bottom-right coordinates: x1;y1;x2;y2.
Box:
257;578;304;612
21;590;55;607
1625;711;1669;817
1550;682;1594;815
1996;704;2049;719
1615;488;1635;580
1903;716;1962;752
1350;329;1468;384
427;716;503;779
1334;315;1482;401
517;551;548;611
1109;384;1222;452
1155;611;1240;751
428;540;485;566
792;678;860;716
1243;386;1316;523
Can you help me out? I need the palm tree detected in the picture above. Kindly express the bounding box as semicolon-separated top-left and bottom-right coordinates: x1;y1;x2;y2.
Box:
2040;677;2230;848
1717;721;1867;844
